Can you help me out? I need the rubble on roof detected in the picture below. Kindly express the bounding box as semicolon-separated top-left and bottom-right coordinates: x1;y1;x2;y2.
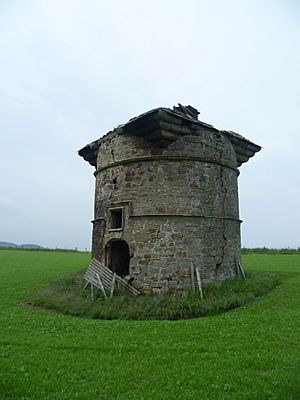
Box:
78;104;261;168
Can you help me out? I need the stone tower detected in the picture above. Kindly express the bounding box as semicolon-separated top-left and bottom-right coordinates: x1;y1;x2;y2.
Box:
79;105;261;294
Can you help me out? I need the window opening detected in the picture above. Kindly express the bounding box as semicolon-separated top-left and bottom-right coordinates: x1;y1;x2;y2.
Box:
109;208;123;229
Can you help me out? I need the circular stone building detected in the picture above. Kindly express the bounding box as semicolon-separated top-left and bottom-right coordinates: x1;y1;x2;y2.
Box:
79;105;261;294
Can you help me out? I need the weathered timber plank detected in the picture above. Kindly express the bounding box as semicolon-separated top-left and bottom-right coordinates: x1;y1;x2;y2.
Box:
84;258;140;296
96;273;107;298
195;267;204;299
110;273;116;298
238;263;246;279
190;263;195;291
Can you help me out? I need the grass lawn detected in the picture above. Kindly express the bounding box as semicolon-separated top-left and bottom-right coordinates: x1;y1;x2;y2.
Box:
31;269;279;321
0;250;299;399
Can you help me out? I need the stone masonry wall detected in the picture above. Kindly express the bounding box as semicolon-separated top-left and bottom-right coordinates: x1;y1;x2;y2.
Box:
92;127;241;294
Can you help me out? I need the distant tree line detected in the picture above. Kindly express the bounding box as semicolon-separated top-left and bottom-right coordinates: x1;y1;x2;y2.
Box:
0;247;90;253
241;247;300;255
0;246;299;255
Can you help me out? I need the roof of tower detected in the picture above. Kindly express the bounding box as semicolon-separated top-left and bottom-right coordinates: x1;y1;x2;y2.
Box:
78;104;261;167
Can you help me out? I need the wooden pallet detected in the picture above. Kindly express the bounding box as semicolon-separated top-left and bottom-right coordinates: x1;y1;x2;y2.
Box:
84;258;140;298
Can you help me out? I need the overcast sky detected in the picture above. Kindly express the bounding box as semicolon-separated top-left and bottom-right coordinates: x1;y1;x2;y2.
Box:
0;0;299;250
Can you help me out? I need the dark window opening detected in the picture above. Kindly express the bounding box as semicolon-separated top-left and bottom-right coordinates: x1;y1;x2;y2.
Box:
109;208;123;229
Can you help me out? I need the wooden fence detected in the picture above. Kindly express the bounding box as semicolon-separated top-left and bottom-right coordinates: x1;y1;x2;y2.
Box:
84;258;140;299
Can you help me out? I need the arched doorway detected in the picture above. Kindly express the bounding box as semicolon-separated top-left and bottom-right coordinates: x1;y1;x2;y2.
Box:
106;239;130;277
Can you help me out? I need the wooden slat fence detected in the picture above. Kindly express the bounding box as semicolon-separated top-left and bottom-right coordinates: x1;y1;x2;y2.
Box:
84;258;140;298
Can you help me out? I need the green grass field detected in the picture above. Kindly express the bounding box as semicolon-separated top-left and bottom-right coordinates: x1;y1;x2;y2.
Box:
0;250;299;399
30;268;279;321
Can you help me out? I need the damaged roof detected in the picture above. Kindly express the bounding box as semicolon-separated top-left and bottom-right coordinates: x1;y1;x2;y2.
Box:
78;104;261;167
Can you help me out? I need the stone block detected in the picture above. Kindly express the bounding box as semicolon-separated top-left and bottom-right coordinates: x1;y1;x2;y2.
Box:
142;287;153;295
168;280;179;289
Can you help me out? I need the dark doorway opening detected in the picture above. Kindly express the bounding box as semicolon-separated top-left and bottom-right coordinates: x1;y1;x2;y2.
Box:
106;240;130;277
